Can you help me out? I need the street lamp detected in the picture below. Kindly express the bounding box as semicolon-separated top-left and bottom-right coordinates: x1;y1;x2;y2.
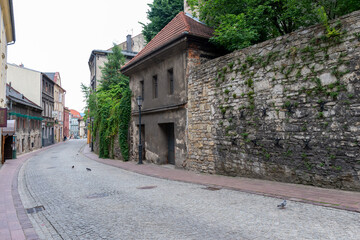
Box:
90;117;94;152
137;96;143;164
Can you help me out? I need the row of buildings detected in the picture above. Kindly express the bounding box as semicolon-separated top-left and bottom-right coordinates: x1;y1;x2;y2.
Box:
4;64;86;160
0;0;84;163
4;64;68;159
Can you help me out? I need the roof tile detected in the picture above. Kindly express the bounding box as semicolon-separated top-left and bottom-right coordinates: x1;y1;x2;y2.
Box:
122;12;213;70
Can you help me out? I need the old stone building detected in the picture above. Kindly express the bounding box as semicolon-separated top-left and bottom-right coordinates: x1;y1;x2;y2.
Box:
41;73;55;146
6;84;42;156
121;12;223;166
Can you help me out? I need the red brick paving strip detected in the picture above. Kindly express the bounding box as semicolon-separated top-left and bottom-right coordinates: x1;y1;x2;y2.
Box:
0;143;62;240
0;158;26;240
83;146;360;213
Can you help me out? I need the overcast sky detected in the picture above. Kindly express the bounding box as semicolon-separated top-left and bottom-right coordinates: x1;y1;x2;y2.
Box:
7;0;152;113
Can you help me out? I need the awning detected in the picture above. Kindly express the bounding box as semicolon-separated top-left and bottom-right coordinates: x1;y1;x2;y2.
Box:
2;120;16;135
9;112;43;120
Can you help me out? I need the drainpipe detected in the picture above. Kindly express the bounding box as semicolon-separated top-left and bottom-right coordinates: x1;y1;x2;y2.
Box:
8;0;16;45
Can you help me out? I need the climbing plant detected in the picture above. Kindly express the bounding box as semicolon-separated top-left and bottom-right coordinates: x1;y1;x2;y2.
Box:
82;44;131;160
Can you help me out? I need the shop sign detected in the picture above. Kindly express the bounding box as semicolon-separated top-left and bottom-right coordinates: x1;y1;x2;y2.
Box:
0;108;7;127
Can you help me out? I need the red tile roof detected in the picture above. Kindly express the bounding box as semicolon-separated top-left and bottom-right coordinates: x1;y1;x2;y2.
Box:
70;109;81;118
122;12;213;71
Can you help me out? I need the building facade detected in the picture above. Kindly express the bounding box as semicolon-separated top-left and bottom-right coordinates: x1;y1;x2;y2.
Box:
63;107;70;140
88;34;145;91
0;0;15;164
69;109;81;138
122;12;222;166
41;73;55;146
6;84;42;157
7;64;42;106
45;72;65;143
79;116;85;139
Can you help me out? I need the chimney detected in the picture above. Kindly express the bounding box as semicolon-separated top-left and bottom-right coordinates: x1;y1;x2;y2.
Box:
126;34;132;52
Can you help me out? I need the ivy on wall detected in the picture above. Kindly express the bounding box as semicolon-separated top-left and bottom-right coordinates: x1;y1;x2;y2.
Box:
213;16;359;173
82;45;131;160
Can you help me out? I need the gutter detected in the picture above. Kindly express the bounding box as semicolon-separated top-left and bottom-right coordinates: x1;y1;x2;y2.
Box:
121;31;213;74
7;0;15;44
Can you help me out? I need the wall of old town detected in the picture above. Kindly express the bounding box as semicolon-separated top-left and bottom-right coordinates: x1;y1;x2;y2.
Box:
186;11;360;190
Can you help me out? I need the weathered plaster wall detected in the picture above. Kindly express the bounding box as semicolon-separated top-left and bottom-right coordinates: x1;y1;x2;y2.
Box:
187;11;360;190
129;50;188;166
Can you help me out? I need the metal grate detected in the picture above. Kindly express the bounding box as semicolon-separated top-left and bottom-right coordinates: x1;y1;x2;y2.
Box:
26;205;45;214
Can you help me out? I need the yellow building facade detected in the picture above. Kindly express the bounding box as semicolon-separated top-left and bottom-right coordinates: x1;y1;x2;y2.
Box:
0;0;15;164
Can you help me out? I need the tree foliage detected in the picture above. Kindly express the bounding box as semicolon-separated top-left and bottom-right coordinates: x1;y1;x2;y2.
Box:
188;0;360;51
82;44;131;160
140;0;184;43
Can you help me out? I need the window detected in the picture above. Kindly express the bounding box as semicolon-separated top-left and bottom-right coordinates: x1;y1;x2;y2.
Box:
153;75;158;99
168;68;174;95
140;80;144;100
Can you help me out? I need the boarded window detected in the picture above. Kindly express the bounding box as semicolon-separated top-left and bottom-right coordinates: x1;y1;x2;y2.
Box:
168;69;174;95
140;80;144;100
153;75;158;98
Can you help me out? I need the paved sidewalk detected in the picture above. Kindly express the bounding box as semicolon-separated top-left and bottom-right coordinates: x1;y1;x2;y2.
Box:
83;145;360;213
0;143;62;240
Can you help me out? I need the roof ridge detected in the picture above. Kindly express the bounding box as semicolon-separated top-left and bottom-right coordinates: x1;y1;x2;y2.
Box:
125;11;186;66
121;11;214;72
180;12;191;33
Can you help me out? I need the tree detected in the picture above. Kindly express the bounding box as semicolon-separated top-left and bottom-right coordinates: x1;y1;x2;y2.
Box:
140;0;184;43
188;0;360;51
81;44;131;160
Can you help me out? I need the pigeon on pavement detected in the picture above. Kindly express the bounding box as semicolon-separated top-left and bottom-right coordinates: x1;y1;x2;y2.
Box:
277;199;287;209
86;168;91;171
72;166;74;169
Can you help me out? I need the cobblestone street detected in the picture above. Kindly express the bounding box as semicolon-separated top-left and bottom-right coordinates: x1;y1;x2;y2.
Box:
18;140;360;240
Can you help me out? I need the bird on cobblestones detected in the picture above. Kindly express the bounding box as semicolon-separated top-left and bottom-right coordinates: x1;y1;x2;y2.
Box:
277;199;287;209
86;168;92;171
72;165;74;169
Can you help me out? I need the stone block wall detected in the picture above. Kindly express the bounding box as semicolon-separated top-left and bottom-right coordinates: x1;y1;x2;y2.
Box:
187;11;360;190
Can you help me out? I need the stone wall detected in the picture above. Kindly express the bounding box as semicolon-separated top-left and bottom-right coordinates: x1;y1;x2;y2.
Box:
187;11;360;190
